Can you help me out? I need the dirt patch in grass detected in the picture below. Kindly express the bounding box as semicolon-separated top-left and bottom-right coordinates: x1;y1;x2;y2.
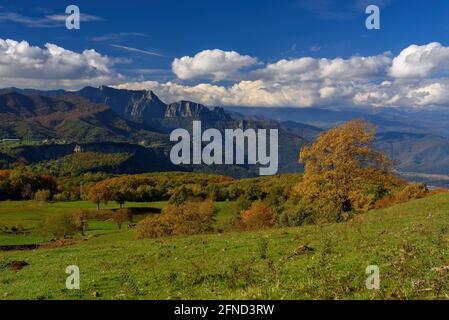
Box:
40;238;78;249
7;260;29;271
0;244;40;251
0;239;78;251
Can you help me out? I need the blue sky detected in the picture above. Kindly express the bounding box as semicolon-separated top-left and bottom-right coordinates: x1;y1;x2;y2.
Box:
2;0;449;108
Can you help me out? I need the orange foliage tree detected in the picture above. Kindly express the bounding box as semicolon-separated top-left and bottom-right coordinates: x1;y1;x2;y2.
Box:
295;120;401;222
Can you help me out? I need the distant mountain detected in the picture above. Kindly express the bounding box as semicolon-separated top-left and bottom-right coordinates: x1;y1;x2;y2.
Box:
375;131;449;175
76;86;167;121
278;121;322;141
8;86;449;182
0;87;67;96
225;106;440;136
0;92;167;144
75;86;232;130
0;87;307;177
165;100;230;120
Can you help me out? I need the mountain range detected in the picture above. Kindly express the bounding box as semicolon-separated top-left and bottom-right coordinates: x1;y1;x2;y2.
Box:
0;86;307;177
2;86;449;184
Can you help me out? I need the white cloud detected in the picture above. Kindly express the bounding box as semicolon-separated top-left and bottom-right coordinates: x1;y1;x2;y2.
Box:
115;79;357;108
6;38;449;109
0;38;123;89
172;49;258;81
389;42;449;78
353;79;449;107
119;51;394;107
119;43;449;108
251;54;391;82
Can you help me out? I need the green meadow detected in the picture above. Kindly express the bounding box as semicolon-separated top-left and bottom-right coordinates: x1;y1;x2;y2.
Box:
1;194;449;300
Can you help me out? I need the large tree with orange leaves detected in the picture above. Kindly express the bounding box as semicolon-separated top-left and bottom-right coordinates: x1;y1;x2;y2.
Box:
295;120;401;222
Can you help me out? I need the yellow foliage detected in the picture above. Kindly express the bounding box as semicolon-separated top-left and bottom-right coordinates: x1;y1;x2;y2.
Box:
239;201;276;230
295;120;401;221
136;201;216;239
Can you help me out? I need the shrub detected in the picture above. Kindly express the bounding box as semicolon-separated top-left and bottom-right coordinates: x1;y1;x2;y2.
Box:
36;214;77;239
395;183;429;202
279;202;314;227
53;191;71;202
34;189;52;202
238;201;276;230
135;213;174;239
168;186;194;205
375;183;430;208
0;224;24;234
136;201;216;239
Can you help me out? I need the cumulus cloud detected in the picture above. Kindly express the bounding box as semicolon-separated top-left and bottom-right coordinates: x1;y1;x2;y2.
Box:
6;38;449;109
117;43;449;109
353;79;449;107
389;42;449;78
172;49;258;81
0;38;123;89
115;79;357;108
250;54;391;82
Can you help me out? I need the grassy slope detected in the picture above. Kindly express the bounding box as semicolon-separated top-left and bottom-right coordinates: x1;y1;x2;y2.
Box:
1;194;449;300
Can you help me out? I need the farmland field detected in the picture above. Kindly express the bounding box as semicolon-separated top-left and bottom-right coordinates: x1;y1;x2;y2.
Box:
1;194;449;300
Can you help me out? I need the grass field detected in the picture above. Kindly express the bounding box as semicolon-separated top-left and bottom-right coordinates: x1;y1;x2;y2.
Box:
0;201;168;246
1;194;449;300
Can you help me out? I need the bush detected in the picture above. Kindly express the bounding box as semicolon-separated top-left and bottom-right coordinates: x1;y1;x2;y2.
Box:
0;224;24;235
395;183;429;202
136;201;216;239
279;203;314;227
375;183;429;208
168;186;194;205
53;191;71;202
238;201;276;230
36;214;78;239
34;189;52;202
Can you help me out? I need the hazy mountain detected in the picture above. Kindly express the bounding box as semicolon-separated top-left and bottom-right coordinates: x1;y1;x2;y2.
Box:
375;132;449;174
225;106;449;136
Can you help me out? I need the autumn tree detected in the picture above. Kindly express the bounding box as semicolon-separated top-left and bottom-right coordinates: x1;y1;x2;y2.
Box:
112;209;133;230
110;189;127;209
295;120;399;223
73;209;90;236
87;184;109;210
